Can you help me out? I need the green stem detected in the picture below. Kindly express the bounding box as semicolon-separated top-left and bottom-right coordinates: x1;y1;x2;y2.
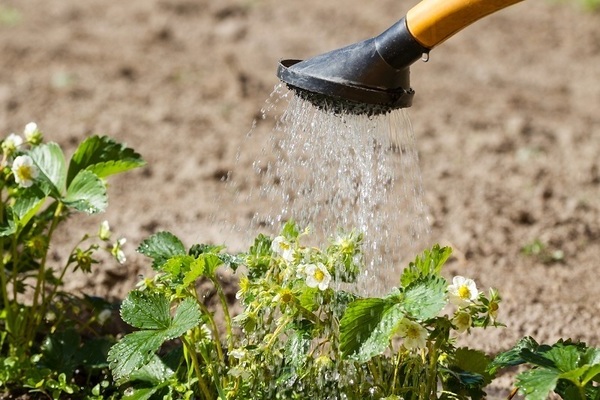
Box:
0;191;15;345
424;343;438;399
391;348;403;393
41;235;88;320
197;298;225;363
27;201;63;348
181;336;213;400
210;276;234;353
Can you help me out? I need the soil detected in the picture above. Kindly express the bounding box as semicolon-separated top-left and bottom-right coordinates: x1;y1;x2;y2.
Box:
1;0;599;398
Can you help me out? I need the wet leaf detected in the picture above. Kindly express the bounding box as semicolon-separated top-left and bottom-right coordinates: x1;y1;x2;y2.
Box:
515;368;558;400
63;169;108;214
340;298;399;360
137;231;186;269
121;291;171;329
400;244;451;287
401;275;447;320
108;330;166;382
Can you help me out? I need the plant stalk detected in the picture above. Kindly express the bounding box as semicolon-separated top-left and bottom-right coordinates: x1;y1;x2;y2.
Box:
182;335;213;400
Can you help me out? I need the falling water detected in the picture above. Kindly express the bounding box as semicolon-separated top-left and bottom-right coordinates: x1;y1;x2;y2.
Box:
232;84;430;296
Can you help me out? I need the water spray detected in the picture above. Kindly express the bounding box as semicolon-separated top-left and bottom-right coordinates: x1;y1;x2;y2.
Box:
277;0;524;116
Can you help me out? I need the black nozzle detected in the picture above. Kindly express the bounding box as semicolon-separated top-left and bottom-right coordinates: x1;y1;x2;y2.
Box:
277;17;429;115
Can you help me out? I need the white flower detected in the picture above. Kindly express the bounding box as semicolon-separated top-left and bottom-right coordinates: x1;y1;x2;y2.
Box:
397;318;428;350
11;155;39;187
448;276;479;307
2;133;23;154
229;348;247;360
97;309;112;325
452;311;472;333
271;236;295;262
99;220;111;241
23;122;42;144
111;238;127;264
304;262;331;291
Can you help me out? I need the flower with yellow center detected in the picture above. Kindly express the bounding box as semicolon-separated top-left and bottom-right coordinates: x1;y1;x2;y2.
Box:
2;133;23;155
271;236;295;262
397;318;428;350
452;311;472;333
24;122;43;145
304;262;331;291
236;276;251;300
273;287;295;304
448;276;479;307
11;155;39;188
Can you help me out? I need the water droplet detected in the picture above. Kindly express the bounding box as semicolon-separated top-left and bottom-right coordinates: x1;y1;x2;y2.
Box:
421;52;430;62
229;85;431;296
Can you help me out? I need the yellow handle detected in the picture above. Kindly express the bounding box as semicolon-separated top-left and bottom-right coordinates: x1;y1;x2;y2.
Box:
406;0;524;49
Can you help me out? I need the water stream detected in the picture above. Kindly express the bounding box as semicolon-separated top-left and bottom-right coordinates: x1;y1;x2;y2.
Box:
231;84;430;296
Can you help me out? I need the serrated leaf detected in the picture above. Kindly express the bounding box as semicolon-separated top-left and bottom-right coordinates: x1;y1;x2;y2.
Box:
30;142;67;196
110;295;200;382
121;291;171;330
515;368;558;400
166;298;201;339
12;188;46;227
162;255;195;280
137;232;186;269
127;353;175;384
340;298;398;360
284;328;312;368
546;345;581;372
401;276;447;320
67;135;145;186
63;170;107;214
400;245;452;287
488;336;540;375
183;257;207;286
452;348;492;385
108;330;166;382
351;303;404;363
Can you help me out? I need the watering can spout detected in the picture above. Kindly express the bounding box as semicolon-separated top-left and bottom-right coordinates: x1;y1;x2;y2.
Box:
277;0;524;115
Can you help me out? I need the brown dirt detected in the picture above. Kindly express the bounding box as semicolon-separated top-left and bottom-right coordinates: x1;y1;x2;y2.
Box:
1;0;599;397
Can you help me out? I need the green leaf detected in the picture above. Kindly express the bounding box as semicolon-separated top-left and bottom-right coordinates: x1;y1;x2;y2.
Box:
127;353;175;384
63;170;107;214
12;188;46;227
167;298;202;339
108;330;166;382
515;368;559;400
30;142;67;196
340;298;401;361
67;135;145;186
41;329;80;377
121;291;172;330
452;348;493;385
137;231;186;269
183;257;207;286
109;296;200;382
162;255;195;281
351;303;404;363
581;364;600;386
546;345;581;372
122;386;163;400
401;275;447;320
488;336;540;375
400;244;452;288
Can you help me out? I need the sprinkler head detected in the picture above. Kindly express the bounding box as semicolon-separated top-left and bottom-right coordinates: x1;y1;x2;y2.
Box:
277;17;429;116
